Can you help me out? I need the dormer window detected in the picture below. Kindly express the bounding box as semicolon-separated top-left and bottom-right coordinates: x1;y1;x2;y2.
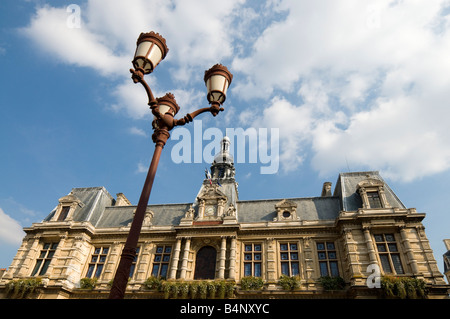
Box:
57;206;70;221
357;178;390;209
50;193;84;222
367;191;382;208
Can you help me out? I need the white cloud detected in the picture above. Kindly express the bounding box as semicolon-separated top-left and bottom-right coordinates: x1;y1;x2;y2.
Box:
128;126;147;137
0;208;25;246
20;0;450;182
20;5;129;77
234;0;450;181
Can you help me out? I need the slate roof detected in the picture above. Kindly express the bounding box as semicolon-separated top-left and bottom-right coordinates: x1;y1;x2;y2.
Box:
42;171;405;229
335;171;405;211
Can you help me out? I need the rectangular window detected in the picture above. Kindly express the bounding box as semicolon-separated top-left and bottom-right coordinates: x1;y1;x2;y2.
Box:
374;233;404;274
280;242;299;276
243;243;262;277
129;247;140;278
57;206;70;221
317;242;339;277
151;245;172;279
31;242;58;276
367;191;382;208
86;246;109;278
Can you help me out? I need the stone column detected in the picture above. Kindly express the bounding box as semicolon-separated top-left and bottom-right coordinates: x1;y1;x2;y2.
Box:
228;236;237;280
169;238;182;279
218;237;227;279
363;227;378;265
399;226;419;274
16;236;41;277
179;237;191;279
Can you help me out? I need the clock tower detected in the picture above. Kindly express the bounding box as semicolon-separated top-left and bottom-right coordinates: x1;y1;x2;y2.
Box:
181;136;239;225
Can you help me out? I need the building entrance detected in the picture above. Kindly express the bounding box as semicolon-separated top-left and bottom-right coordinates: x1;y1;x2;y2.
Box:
194;246;217;279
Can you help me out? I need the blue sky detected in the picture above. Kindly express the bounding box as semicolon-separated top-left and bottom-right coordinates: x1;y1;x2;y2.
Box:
1;0;450;280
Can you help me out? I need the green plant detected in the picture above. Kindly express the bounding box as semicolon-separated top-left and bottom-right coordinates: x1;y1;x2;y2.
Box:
80;277;97;290
189;282;199;299
381;276;427;299
240;276;264;290
216;281;226;299
5;278;42;299
225;281;236;298
198;281;208;299
317;276;346;291
143;276;163;290
278;275;301;290
179;282;190;299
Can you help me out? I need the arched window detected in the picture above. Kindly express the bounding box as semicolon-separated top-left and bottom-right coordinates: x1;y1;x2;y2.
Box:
194;246;217;280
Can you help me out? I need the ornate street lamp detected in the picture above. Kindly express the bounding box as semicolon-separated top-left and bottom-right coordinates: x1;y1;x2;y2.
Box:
109;32;232;299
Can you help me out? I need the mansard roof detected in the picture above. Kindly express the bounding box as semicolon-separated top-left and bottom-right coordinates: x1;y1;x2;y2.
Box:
334;171;406;211
40;171;407;229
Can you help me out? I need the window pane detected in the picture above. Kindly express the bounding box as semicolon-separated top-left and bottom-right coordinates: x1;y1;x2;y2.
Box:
87;265;95;278
39;259;51;276
254;244;261;251
154;255;161;262
367;192;382;208
280;244;288;251
245;245;252;252
244;263;252;276
374;235;383;242
102;248;109;254
244;253;252;261
327;242;335;250
129;264;136;278
43;243;50;249
385;234;395;242
319;262;328;277
281;253;289;260
391;254;404;274
94;264;103;278
51;243;58;250
290;253;298;260
328;252;336;259
377;244;387;252
156;247;163;253
380;255;392;273
254;263;261;277
317;243;325;250
94;248;101;254
32;260;42;276
291;262;299;276
160;264;168;278
162;255;170;262
254;253;261;261
290;244;298;251
151;264;160;277
318;252;326;260
164;246;172;253
281;262;290;276
388;244;398;252
330;261;339;277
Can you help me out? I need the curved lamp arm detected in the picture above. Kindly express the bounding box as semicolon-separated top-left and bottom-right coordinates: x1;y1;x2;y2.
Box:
174;103;224;126
130;68;158;113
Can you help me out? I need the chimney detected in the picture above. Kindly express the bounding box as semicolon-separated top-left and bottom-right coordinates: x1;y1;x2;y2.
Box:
115;193;132;206
321;182;332;197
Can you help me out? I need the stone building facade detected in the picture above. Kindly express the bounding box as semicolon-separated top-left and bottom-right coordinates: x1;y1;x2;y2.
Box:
0;137;448;299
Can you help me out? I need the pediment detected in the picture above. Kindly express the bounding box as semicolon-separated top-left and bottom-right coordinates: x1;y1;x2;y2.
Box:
197;184;227;201
357;178;384;189
275;199;298;209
